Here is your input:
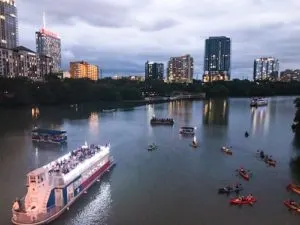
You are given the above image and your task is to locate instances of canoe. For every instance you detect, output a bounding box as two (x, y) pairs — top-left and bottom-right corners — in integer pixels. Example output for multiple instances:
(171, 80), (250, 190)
(284, 200), (300, 212)
(218, 186), (243, 194)
(287, 184), (300, 195)
(221, 147), (233, 155)
(230, 197), (256, 205)
(239, 170), (250, 181)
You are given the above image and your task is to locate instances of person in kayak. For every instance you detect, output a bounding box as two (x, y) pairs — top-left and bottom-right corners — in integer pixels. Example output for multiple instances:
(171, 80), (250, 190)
(245, 131), (249, 137)
(259, 150), (265, 158)
(240, 167), (245, 173)
(235, 183), (241, 189)
(246, 194), (253, 201)
(289, 199), (297, 206)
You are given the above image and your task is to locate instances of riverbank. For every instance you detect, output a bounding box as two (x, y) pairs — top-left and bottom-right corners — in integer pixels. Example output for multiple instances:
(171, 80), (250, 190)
(2, 77), (300, 108)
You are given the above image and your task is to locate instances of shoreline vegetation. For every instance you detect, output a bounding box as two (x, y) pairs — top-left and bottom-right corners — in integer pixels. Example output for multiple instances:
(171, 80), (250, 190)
(2, 75), (300, 108)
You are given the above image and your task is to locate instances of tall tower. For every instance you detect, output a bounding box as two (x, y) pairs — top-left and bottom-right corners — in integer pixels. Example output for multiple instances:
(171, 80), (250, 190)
(203, 36), (231, 82)
(0, 0), (18, 48)
(36, 13), (61, 72)
(167, 54), (194, 83)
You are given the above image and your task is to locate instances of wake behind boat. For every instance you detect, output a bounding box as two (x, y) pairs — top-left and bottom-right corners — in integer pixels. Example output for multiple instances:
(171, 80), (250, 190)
(11, 142), (115, 225)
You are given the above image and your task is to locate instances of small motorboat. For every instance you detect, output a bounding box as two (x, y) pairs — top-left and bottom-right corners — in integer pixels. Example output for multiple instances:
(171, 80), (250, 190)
(287, 184), (300, 195)
(284, 200), (300, 212)
(230, 196), (256, 205)
(221, 146), (233, 155)
(238, 168), (251, 181)
(218, 185), (243, 194)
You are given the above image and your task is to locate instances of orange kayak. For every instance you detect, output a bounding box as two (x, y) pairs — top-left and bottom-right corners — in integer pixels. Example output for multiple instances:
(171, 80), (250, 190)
(230, 197), (256, 205)
(265, 158), (276, 167)
(284, 200), (300, 212)
(287, 184), (300, 195)
(239, 170), (250, 181)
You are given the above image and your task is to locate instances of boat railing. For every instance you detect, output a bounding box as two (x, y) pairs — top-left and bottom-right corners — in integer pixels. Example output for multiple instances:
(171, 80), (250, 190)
(12, 205), (62, 224)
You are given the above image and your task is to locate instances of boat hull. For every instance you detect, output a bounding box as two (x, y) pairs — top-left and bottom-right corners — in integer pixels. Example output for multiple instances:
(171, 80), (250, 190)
(239, 171), (250, 181)
(230, 198), (256, 205)
(287, 184), (300, 195)
(11, 159), (115, 225)
(284, 201), (300, 212)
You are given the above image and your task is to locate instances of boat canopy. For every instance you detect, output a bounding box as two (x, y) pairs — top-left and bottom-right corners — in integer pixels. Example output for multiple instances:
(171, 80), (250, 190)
(180, 127), (194, 130)
(32, 129), (66, 135)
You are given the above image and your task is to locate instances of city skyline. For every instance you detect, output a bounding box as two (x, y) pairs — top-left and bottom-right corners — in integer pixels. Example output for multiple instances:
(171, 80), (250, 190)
(15, 0), (300, 78)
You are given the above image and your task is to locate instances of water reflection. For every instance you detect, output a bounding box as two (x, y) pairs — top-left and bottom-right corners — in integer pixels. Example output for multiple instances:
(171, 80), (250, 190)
(168, 101), (192, 123)
(31, 107), (40, 119)
(89, 112), (99, 135)
(203, 99), (229, 125)
(250, 106), (270, 135)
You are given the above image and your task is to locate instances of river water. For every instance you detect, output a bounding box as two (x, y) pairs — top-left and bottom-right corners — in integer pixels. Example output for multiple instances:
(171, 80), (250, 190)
(0, 97), (300, 225)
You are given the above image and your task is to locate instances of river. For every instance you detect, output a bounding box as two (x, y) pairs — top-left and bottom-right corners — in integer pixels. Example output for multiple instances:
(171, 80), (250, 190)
(0, 97), (299, 225)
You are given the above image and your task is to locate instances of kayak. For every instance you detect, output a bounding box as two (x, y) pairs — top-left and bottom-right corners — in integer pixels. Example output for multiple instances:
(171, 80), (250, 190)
(265, 158), (276, 166)
(221, 147), (233, 155)
(287, 184), (300, 195)
(218, 186), (243, 194)
(284, 200), (300, 212)
(148, 145), (158, 151)
(230, 197), (256, 205)
(239, 170), (251, 181)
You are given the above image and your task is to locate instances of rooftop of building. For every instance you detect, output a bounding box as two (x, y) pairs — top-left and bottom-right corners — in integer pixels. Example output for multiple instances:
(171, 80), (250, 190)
(208, 36), (230, 39)
(13, 46), (36, 53)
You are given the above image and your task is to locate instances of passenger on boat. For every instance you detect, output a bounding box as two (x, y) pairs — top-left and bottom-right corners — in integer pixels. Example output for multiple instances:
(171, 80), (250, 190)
(235, 184), (240, 189)
(13, 198), (20, 212)
(240, 167), (245, 173)
(245, 131), (249, 137)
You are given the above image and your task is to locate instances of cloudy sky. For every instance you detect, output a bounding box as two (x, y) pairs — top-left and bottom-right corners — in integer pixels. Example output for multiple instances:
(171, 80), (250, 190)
(18, 0), (300, 79)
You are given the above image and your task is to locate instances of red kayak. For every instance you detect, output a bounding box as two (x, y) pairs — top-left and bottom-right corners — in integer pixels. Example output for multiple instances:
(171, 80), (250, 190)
(284, 200), (300, 212)
(287, 184), (300, 195)
(230, 197), (256, 205)
(239, 170), (250, 181)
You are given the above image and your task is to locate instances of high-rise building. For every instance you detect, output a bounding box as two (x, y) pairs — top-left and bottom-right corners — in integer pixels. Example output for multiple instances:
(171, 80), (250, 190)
(36, 14), (61, 73)
(253, 57), (279, 81)
(70, 61), (99, 81)
(0, 0), (18, 49)
(145, 61), (164, 80)
(203, 36), (231, 82)
(167, 54), (194, 83)
(280, 69), (300, 82)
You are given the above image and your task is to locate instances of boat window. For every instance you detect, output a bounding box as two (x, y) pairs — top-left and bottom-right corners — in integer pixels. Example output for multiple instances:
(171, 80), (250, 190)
(30, 176), (36, 183)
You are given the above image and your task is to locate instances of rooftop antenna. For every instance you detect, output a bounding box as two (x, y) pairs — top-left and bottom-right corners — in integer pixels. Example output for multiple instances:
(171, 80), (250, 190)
(43, 11), (46, 29)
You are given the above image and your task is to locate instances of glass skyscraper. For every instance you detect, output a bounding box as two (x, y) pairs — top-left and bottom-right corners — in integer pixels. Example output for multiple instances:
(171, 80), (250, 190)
(145, 61), (164, 80)
(203, 36), (231, 82)
(36, 28), (61, 72)
(0, 0), (18, 49)
(253, 57), (279, 81)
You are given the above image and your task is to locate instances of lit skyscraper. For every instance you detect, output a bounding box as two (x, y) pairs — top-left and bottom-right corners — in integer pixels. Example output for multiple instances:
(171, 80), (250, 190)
(0, 0), (18, 49)
(167, 54), (194, 83)
(253, 57), (279, 81)
(36, 14), (61, 72)
(145, 61), (164, 80)
(203, 36), (231, 82)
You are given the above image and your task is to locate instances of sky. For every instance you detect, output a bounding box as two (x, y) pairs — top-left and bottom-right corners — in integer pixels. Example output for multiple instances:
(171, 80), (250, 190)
(18, 0), (300, 79)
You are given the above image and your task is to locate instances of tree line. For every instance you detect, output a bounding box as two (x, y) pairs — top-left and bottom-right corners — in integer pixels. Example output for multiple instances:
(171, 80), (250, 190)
(2, 75), (300, 107)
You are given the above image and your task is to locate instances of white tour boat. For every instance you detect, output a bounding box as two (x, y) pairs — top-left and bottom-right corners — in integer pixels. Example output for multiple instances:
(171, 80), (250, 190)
(11, 142), (115, 225)
(250, 98), (268, 107)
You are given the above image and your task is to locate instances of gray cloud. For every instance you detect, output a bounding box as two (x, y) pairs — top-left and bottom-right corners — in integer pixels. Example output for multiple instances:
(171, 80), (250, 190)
(17, 0), (300, 79)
